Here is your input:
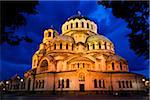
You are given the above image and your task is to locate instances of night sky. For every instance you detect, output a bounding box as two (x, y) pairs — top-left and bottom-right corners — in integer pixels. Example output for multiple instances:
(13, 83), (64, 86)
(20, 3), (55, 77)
(0, 1), (149, 80)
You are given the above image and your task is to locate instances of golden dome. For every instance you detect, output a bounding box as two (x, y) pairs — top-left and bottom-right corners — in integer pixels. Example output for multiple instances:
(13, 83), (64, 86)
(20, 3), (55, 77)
(107, 54), (127, 64)
(86, 34), (113, 43)
(51, 35), (75, 43)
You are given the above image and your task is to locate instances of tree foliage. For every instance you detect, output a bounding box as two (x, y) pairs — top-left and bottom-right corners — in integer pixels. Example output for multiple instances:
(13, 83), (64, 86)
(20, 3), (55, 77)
(98, 1), (149, 59)
(1, 1), (39, 45)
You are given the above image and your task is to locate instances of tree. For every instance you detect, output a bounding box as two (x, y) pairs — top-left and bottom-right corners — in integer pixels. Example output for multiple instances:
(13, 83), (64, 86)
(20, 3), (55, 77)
(1, 1), (39, 45)
(98, 1), (149, 59)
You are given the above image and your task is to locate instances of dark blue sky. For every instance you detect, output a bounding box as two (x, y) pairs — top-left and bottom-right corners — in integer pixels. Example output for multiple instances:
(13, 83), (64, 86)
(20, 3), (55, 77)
(0, 1), (149, 80)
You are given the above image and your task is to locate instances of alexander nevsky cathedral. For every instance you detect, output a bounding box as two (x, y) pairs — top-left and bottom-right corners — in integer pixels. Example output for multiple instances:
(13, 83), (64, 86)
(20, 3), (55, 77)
(5, 13), (146, 95)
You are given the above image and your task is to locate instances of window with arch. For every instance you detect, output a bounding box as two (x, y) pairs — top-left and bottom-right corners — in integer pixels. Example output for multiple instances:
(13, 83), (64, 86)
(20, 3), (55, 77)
(93, 44), (95, 49)
(48, 32), (51, 37)
(41, 60), (48, 67)
(82, 22), (84, 28)
(129, 81), (132, 88)
(40, 60), (48, 71)
(72, 44), (73, 50)
(58, 80), (60, 88)
(60, 43), (62, 49)
(41, 80), (44, 88)
(104, 42), (107, 49)
(94, 79), (97, 88)
(87, 44), (89, 50)
(54, 44), (56, 50)
(62, 79), (64, 88)
(112, 62), (115, 70)
(91, 25), (93, 29)
(76, 22), (78, 28)
(99, 42), (101, 49)
(67, 25), (68, 30)
(71, 23), (73, 28)
(79, 73), (85, 81)
(66, 79), (70, 88)
(118, 81), (121, 88)
(126, 81), (129, 88)
(120, 62), (122, 70)
(87, 23), (89, 28)
(99, 80), (102, 88)
(78, 63), (79, 68)
(122, 81), (125, 88)
(66, 44), (68, 50)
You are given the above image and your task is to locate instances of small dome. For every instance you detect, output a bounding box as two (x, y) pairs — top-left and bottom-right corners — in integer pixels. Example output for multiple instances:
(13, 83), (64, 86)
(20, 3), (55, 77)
(52, 35), (75, 43)
(107, 55), (127, 63)
(86, 35), (112, 43)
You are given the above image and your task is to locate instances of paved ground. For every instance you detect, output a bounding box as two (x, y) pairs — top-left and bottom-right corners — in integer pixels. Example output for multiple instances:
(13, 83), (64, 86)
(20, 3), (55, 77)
(1, 95), (149, 100)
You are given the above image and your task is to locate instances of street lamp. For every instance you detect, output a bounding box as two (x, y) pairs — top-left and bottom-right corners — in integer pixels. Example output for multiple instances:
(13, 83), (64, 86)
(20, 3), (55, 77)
(6, 81), (9, 84)
(142, 78), (145, 82)
(20, 79), (24, 82)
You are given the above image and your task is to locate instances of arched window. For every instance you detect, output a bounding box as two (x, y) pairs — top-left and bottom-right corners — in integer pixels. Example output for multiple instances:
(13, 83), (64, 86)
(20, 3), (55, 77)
(122, 81), (125, 88)
(129, 81), (132, 88)
(99, 42), (101, 49)
(83, 63), (85, 68)
(76, 22), (78, 28)
(58, 80), (60, 88)
(62, 79), (64, 88)
(120, 62), (122, 70)
(99, 80), (101, 88)
(91, 25), (93, 29)
(87, 44), (89, 50)
(79, 73), (85, 81)
(42, 80), (44, 88)
(82, 22), (84, 28)
(54, 44), (56, 50)
(87, 23), (89, 28)
(94, 79), (97, 88)
(126, 81), (129, 88)
(60, 43), (62, 49)
(112, 62), (115, 70)
(93, 44), (95, 49)
(104, 42), (107, 49)
(66, 79), (69, 88)
(39, 80), (41, 88)
(78, 63), (79, 68)
(103, 80), (105, 88)
(48, 32), (51, 37)
(41, 60), (48, 67)
(72, 44), (73, 50)
(118, 81), (121, 88)
(67, 25), (68, 30)
(71, 23), (73, 28)
(66, 44), (68, 50)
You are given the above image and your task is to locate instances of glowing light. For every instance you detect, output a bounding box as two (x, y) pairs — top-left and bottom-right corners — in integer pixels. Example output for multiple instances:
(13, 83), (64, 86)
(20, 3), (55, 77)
(142, 79), (145, 82)
(60, 77), (62, 80)
(20, 79), (24, 82)
(6, 81), (9, 84)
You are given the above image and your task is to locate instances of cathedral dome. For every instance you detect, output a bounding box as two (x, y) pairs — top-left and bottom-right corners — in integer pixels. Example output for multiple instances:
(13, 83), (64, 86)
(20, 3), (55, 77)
(86, 35), (113, 43)
(107, 54), (127, 64)
(52, 35), (75, 43)
(62, 12), (97, 35)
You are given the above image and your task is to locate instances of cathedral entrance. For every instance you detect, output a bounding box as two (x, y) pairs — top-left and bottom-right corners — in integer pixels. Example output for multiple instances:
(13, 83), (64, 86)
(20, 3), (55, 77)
(79, 84), (85, 92)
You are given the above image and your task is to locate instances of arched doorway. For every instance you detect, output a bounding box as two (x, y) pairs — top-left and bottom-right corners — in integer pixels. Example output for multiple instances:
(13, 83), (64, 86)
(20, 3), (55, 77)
(79, 72), (85, 92)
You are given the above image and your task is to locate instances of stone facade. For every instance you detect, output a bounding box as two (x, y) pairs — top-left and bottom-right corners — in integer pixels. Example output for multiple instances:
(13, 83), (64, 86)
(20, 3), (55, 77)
(5, 14), (146, 94)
